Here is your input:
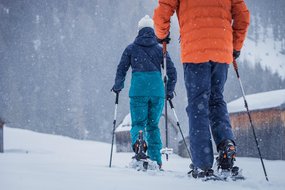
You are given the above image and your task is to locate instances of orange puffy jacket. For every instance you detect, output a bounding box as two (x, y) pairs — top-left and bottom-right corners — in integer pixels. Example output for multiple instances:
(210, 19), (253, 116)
(153, 0), (250, 64)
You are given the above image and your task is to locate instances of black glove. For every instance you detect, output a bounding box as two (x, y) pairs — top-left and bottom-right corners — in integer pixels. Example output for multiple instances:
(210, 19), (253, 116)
(166, 92), (174, 100)
(233, 50), (240, 59)
(157, 33), (171, 44)
(111, 86), (121, 94)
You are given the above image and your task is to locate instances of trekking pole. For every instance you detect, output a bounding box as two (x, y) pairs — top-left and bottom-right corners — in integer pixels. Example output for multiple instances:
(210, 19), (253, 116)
(233, 59), (269, 181)
(109, 92), (119, 168)
(168, 99), (192, 161)
(161, 42), (172, 160)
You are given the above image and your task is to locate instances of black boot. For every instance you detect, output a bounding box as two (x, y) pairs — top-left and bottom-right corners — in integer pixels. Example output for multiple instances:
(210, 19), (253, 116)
(216, 139), (236, 170)
(132, 131), (149, 161)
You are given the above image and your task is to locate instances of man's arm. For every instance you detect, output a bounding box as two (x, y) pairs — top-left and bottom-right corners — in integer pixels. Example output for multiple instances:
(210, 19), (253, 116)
(153, 0), (179, 40)
(232, 0), (250, 51)
(112, 46), (131, 91)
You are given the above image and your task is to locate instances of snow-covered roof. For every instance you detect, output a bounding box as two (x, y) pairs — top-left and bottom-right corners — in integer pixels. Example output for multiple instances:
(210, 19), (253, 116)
(115, 113), (179, 133)
(115, 113), (131, 132)
(228, 89), (285, 113)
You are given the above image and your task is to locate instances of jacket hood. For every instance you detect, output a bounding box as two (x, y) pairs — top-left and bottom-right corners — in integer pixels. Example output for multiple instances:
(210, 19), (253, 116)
(134, 27), (158, 47)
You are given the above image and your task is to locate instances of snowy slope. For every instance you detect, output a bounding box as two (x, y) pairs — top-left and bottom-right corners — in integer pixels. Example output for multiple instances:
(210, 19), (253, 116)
(0, 127), (284, 190)
(241, 28), (285, 79)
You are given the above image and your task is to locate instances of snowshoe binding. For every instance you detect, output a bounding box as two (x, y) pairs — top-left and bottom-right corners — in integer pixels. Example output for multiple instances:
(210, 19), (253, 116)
(215, 139), (245, 181)
(129, 130), (158, 171)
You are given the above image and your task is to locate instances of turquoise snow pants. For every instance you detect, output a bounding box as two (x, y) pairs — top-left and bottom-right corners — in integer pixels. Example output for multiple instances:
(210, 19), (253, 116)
(130, 96), (164, 165)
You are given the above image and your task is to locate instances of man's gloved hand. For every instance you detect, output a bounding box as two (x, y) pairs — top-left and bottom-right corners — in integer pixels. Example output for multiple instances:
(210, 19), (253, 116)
(233, 50), (241, 59)
(157, 33), (171, 44)
(166, 92), (174, 100)
(111, 86), (121, 94)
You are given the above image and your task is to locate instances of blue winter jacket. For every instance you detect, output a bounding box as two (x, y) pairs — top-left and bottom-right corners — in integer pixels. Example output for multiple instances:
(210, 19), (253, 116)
(113, 27), (177, 97)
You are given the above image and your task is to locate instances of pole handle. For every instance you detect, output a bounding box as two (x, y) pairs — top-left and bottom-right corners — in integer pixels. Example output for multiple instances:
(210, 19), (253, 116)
(115, 92), (119, 104)
(163, 42), (167, 55)
(168, 99), (174, 109)
(233, 59), (240, 78)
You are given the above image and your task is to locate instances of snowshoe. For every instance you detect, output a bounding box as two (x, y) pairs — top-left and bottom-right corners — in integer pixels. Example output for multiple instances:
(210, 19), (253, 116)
(129, 158), (159, 171)
(215, 166), (245, 181)
(131, 152), (150, 171)
(188, 164), (220, 181)
(129, 130), (159, 171)
(188, 163), (245, 181)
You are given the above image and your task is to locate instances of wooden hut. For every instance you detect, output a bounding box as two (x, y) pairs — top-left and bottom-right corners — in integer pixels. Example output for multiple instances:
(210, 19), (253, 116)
(178, 89), (285, 160)
(228, 89), (285, 160)
(178, 135), (218, 158)
(115, 114), (132, 152)
(115, 113), (179, 153)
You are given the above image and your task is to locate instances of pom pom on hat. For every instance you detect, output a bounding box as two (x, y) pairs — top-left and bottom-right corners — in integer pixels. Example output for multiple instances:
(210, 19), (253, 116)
(138, 15), (154, 31)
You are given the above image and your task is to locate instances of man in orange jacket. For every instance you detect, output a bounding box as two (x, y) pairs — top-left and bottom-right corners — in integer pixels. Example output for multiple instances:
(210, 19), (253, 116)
(154, 0), (250, 178)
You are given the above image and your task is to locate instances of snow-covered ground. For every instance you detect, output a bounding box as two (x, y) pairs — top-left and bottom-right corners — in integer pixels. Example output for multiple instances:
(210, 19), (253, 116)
(0, 127), (284, 190)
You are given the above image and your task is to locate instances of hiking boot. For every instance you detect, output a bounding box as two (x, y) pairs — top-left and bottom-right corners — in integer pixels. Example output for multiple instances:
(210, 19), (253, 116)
(216, 139), (236, 170)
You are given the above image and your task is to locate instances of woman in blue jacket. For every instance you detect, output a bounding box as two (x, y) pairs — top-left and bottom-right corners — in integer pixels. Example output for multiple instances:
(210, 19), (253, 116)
(112, 15), (177, 167)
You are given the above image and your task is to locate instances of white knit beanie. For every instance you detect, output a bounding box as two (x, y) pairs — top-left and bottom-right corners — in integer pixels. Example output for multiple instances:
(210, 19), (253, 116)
(138, 15), (154, 31)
